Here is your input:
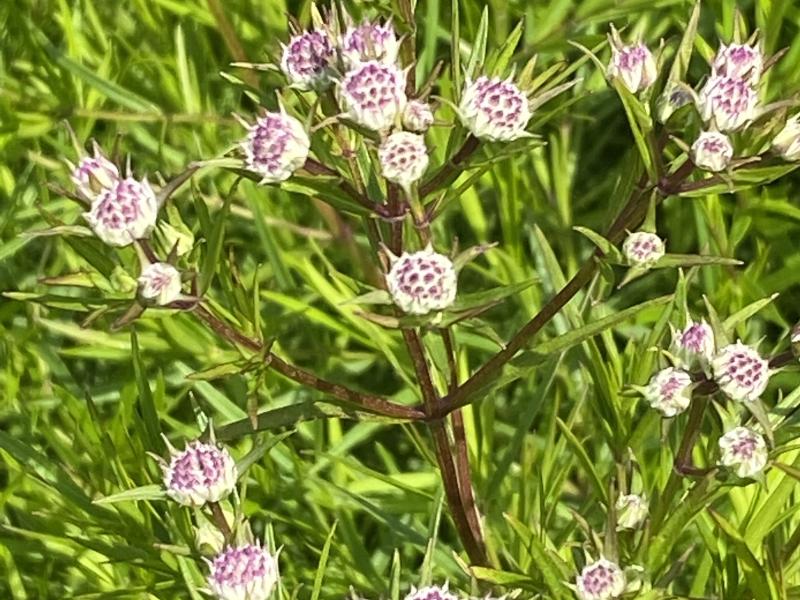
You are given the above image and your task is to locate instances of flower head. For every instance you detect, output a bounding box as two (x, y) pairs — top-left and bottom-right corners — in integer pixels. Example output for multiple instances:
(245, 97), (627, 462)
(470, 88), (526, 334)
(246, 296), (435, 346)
(84, 177), (158, 247)
(657, 84), (693, 123)
(576, 558), (626, 600)
(386, 249), (457, 315)
(691, 131), (733, 172)
(208, 543), (279, 600)
(712, 342), (770, 403)
(280, 29), (336, 90)
(340, 61), (406, 131)
(772, 115), (800, 161)
(71, 145), (120, 199)
(607, 43), (657, 93)
(138, 262), (182, 306)
(241, 112), (310, 184)
(341, 21), (399, 68)
(643, 367), (693, 417)
(698, 75), (758, 131)
(622, 231), (665, 267)
(379, 132), (429, 191)
(459, 76), (531, 141)
(162, 441), (237, 507)
(672, 319), (715, 368)
(712, 42), (762, 85)
(719, 426), (768, 478)
(403, 100), (435, 132)
(615, 494), (649, 530)
(403, 584), (458, 600)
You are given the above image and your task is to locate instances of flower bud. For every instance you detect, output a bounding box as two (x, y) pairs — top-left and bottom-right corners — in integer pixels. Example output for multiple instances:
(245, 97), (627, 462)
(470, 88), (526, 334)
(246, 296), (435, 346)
(402, 100), (435, 132)
(340, 61), (406, 132)
(84, 177), (158, 247)
(712, 42), (762, 85)
(162, 441), (237, 507)
(615, 494), (649, 530)
(772, 115), (800, 161)
(656, 85), (693, 123)
(71, 147), (120, 199)
(241, 112), (310, 184)
(712, 342), (770, 403)
(459, 76), (531, 142)
(404, 584), (458, 600)
(643, 367), (693, 417)
(698, 75), (757, 131)
(208, 543), (279, 600)
(280, 30), (336, 90)
(607, 43), (657, 94)
(378, 132), (429, 192)
(138, 262), (182, 306)
(386, 249), (457, 315)
(576, 558), (626, 600)
(691, 131), (733, 172)
(672, 319), (715, 368)
(341, 21), (399, 68)
(622, 232), (665, 267)
(718, 426), (768, 478)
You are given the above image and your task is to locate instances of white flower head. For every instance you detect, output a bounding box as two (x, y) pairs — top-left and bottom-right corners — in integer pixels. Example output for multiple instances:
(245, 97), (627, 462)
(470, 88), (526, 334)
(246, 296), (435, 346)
(712, 41), (763, 85)
(772, 115), (800, 161)
(138, 262), (182, 306)
(403, 100), (435, 132)
(241, 112), (310, 184)
(162, 441), (237, 507)
(70, 144), (120, 200)
(458, 76), (531, 141)
(280, 29), (336, 90)
(207, 542), (279, 600)
(379, 131), (429, 192)
(576, 558), (626, 600)
(386, 249), (457, 315)
(403, 583), (458, 600)
(607, 42), (657, 94)
(615, 494), (649, 530)
(643, 367), (693, 417)
(691, 131), (733, 172)
(84, 177), (158, 247)
(622, 231), (665, 267)
(712, 341), (770, 403)
(341, 20), (400, 68)
(719, 426), (768, 478)
(340, 61), (406, 132)
(698, 75), (758, 131)
(672, 319), (716, 368)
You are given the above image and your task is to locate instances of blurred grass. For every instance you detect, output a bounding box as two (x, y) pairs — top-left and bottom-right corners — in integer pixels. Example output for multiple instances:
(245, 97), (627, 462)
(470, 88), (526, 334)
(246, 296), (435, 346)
(3, 0), (800, 598)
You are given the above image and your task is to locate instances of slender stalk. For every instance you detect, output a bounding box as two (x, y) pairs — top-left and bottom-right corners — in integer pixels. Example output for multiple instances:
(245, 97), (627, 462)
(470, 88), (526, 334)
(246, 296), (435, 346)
(208, 501), (232, 541)
(303, 158), (390, 217)
(419, 135), (480, 198)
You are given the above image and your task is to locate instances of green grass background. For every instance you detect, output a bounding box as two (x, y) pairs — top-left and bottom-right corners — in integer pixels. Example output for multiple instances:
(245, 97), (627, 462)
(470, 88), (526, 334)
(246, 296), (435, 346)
(3, 0), (800, 598)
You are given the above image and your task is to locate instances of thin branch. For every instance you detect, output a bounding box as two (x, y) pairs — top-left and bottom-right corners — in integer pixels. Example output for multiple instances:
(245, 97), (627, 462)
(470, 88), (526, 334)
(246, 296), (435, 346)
(419, 135), (481, 198)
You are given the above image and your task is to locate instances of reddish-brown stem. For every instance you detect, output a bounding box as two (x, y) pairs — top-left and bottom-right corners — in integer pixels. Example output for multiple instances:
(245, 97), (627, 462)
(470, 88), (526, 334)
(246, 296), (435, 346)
(418, 135), (481, 198)
(303, 158), (390, 217)
(209, 501), (232, 541)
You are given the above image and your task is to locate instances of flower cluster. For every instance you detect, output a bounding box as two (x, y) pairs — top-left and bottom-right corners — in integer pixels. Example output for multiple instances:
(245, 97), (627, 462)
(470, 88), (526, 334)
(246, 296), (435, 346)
(575, 558), (626, 600)
(386, 248), (458, 315)
(622, 231), (665, 268)
(162, 440), (238, 507)
(207, 542), (279, 600)
(607, 40), (657, 94)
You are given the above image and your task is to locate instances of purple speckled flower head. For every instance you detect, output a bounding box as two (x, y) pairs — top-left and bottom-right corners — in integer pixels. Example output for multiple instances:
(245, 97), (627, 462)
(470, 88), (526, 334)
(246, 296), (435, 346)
(386, 248), (457, 315)
(712, 42), (762, 85)
(207, 543), (278, 600)
(241, 112), (310, 184)
(643, 367), (693, 417)
(378, 132), (429, 191)
(84, 177), (158, 247)
(162, 441), (237, 507)
(575, 558), (626, 600)
(607, 43), (657, 93)
(719, 426), (768, 478)
(459, 76), (531, 141)
(672, 319), (715, 367)
(772, 115), (800, 161)
(70, 144), (120, 199)
(712, 342), (770, 403)
(340, 61), (406, 131)
(280, 30), (336, 90)
(402, 100), (435, 132)
(341, 21), (399, 68)
(403, 584), (458, 600)
(698, 75), (758, 131)
(691, 131), (733, 173)
(138, 262), (182, 306)
(622, 231), (665, 267)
